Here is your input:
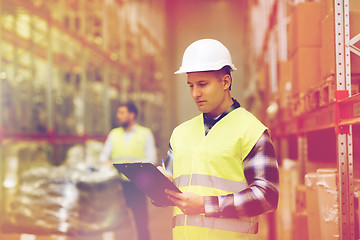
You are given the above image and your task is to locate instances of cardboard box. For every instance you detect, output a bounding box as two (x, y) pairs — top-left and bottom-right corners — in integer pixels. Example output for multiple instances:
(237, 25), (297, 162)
(321, 0), (360, 19)
(278, 61), (292, 108)
(276, 160), (299, 240)
(292, 47), (321, 95)
(321, 13), (336, 79)
(350, 10), (360, 75)
(288, 18), (294, 58)
(321, 0), (360, 17)
(350, 0), (360, 11)
(288, 2), (323, 56)
(320, 10), (360, 78)
(322, 0), (334, 18)
(295, 184), (307, 213)
(258, 63), (268, 93)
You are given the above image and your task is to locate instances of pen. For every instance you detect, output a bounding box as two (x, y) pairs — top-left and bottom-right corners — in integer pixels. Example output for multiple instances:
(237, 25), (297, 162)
(161, 159), (166, 170)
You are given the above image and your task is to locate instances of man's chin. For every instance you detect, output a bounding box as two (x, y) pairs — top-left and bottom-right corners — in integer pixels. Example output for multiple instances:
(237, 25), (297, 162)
(197, 106), (208, 113)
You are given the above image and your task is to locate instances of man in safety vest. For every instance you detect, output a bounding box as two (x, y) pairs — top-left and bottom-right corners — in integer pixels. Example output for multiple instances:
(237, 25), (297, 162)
(100, 102), (157, 240)
(160, 39), (279, 240)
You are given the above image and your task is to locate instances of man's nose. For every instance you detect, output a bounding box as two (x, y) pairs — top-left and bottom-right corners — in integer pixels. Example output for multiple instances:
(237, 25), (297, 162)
(192, 86), (201, 98)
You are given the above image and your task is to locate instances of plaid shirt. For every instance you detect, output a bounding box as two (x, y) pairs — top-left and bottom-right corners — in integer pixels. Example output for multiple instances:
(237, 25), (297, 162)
(166, 99), (279, 218)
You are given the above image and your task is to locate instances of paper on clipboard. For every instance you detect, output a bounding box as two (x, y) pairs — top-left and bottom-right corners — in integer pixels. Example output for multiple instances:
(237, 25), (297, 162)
(113, 162), (181, 206)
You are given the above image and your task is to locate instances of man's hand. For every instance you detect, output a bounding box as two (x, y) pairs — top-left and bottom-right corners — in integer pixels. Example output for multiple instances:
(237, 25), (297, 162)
(103, 160), (113, 167)
(165, 189), (205, 215)
(157, 166), (173, 181)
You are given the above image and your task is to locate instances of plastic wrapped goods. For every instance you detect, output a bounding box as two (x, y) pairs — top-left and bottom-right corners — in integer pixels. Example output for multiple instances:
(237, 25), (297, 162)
(305, 172), (321, 240)
(2, 165), (134, 236)
(304, 168), (339, 240)
(316, 168), (339, 240)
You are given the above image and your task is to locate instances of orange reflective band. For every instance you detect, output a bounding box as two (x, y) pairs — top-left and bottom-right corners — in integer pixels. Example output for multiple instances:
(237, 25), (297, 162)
(173, 174), (248, 193)
(173, 214), (258, 234)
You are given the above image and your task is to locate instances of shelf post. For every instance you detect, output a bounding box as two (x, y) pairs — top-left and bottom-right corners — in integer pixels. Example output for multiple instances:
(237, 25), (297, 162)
(334, 0), (355, 239)
(0, 0), (4, 220)
(297, 134), (307, 185)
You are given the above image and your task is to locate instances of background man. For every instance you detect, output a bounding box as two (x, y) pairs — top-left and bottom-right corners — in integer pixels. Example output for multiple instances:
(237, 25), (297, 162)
(100, 101), (157, 240)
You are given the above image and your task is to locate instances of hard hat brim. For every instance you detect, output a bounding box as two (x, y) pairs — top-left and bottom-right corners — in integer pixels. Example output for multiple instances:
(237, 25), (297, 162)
(174, 64), (237, 74)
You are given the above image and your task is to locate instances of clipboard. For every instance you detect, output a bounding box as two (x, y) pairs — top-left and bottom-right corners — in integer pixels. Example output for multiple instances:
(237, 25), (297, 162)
(113, 162), (181, 206)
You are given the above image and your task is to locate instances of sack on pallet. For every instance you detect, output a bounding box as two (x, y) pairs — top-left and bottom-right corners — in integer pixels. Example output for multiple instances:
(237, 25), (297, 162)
(2, 164), (134, 236)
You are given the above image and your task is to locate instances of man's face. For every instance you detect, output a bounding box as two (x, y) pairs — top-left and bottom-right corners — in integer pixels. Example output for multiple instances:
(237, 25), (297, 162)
(187, 71), (228, 118)
(116, 106), (132, 128)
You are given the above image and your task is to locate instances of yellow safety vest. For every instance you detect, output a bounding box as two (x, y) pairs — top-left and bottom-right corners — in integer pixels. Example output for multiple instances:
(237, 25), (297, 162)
(111, 125), (150, 180)
(170, 107), (267, 240)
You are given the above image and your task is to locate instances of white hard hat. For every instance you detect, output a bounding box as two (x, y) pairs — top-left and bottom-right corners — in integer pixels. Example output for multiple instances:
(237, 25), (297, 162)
(175, 39), (237, 74)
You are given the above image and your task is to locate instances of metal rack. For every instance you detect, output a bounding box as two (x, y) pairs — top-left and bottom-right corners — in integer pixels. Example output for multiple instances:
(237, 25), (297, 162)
(0, 0), (167, 146)
(0, 2), (170, 235)
(332, 0), (357, 238)
(270, 1), (360, 239)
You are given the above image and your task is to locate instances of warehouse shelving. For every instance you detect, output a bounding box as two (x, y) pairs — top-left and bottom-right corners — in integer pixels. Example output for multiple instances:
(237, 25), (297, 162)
(0, 1), (169, 236)
(268, 0), (360, 239)
(0, 0), (167, 146)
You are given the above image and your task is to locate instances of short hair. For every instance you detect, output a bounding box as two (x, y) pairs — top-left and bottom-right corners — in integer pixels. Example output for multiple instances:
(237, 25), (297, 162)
(221, 65), (232, 75)
(119, 101), (138, 117)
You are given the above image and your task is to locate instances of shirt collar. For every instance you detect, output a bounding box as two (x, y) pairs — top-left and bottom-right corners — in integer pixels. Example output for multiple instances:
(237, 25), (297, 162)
(203, 98), (240, 120)
(203, 98), (240, 135)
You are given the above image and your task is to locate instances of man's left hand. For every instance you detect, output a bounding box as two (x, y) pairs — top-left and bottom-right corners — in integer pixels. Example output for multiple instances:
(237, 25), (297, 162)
(165, 189), (205, 215)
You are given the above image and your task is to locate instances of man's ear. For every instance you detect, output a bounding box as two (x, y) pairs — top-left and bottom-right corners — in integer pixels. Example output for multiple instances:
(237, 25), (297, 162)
(223, 74), (232, 90)
(130, 112), (136, 121)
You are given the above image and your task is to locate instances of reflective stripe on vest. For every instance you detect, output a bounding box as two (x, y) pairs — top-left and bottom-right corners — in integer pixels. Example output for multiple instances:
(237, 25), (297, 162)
(173, 214), (258, 234)
(173, 174), (249, 193)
